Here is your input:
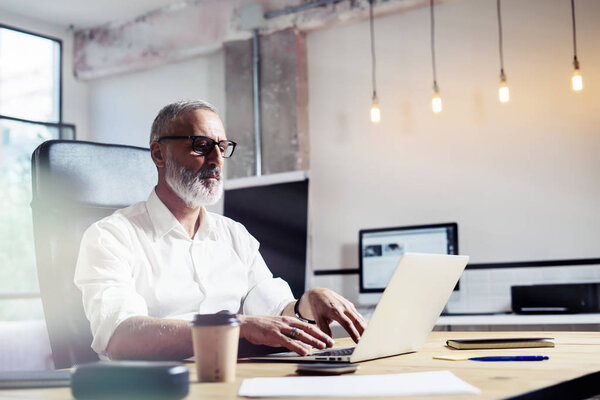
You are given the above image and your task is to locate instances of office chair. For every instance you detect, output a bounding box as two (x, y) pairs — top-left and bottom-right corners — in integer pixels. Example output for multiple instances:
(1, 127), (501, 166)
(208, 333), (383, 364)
(31, 140), (157, 369)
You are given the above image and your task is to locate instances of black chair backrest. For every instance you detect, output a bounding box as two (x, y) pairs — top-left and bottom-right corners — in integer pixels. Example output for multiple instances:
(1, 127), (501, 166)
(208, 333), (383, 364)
(31, 140), (157, 368)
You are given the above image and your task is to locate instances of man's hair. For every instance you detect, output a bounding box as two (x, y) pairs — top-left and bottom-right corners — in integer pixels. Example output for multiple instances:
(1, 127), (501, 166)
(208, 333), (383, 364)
(149, 99), (218, 144)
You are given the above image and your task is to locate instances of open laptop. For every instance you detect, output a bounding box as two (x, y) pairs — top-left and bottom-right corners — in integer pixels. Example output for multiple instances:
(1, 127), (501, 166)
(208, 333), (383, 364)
(248, 253), (468, 363)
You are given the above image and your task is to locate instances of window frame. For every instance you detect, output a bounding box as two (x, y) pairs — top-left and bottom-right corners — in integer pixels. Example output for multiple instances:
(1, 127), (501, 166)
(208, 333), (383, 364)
(0, 24), (74, 303)
(0, 22), (64, 124)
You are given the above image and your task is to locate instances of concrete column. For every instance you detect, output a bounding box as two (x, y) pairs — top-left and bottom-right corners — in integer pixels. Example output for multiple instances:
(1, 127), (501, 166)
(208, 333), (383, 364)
(225, 28), (309, 179)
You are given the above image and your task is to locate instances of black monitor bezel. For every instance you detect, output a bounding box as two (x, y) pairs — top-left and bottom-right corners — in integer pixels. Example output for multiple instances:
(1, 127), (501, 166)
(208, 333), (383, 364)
(358, 222), (459, 293)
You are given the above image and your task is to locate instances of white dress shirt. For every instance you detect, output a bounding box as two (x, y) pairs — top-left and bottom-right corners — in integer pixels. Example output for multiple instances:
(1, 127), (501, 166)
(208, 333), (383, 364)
(74, 189), (294, 356)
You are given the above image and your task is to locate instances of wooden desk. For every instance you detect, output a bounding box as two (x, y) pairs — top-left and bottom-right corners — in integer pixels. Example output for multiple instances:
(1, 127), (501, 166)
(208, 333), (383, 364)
(1, 331), (599, 399)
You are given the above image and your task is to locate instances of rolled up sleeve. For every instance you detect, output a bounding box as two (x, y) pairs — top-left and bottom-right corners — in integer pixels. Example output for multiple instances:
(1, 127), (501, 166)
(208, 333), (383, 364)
(241, 240), (294, 316)
(74, 220), (148, 356)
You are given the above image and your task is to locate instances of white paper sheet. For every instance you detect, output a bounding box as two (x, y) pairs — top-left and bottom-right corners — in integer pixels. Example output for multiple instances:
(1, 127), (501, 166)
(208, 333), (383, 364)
(238, 370), (480, 397)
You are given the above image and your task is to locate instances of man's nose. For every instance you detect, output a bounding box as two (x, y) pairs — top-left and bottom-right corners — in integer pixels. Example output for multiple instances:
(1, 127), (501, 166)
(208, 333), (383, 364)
(206, 144), (224, 166)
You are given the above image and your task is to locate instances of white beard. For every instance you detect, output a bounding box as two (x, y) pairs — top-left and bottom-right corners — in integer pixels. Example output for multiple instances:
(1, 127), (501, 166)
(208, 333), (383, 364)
(164, 153), (223, 209)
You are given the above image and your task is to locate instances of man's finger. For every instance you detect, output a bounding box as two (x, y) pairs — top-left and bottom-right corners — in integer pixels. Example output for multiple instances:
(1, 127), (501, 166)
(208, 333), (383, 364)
(316, 317), (332, 339)
(288, 321), (334, 349)
(289, 328), (328, 350)
(336, 312), (361, 343)
(349, 303), (367, 325)
(345, 309), (367, 335)
(349, 302), (360, 314)
(290, 320), (334, 347)
(280, 335), (312, 355)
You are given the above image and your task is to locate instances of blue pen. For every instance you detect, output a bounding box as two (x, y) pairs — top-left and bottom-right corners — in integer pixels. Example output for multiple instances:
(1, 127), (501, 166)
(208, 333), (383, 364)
(469, 356), (549, 362)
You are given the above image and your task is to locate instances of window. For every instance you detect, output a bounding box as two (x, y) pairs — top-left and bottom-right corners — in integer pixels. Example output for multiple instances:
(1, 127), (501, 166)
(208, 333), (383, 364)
(0, 25), (75, 320)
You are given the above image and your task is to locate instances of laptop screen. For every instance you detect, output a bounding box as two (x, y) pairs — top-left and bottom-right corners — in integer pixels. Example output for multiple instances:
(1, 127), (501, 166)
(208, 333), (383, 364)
(359, 223), (458, 293)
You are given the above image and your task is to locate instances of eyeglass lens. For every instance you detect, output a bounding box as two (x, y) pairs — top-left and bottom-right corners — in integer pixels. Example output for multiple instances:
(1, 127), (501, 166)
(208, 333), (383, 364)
(192, 137), (235, 158)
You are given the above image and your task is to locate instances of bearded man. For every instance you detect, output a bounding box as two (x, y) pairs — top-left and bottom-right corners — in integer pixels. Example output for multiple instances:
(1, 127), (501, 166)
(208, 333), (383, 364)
(74, 100), (365, 360)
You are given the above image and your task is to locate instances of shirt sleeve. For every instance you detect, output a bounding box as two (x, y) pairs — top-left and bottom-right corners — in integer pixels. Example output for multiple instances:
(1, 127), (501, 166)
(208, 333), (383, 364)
(237, 226), (295, 316)
(74, 217), (149, 356)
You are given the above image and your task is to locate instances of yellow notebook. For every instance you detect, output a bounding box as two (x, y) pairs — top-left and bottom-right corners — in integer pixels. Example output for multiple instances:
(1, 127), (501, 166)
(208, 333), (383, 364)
(446, 337), (555, 350)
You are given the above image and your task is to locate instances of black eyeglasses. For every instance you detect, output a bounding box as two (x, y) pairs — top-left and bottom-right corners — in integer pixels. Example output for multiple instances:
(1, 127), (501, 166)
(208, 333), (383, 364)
(157, 135), (237, 158)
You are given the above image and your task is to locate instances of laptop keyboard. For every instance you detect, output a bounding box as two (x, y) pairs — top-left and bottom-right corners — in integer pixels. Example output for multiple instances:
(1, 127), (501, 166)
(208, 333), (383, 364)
(315, 347), (355, 357)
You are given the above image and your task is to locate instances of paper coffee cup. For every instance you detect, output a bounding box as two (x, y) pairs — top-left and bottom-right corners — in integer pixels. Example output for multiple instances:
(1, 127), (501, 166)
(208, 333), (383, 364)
(191, 312), (240, 382)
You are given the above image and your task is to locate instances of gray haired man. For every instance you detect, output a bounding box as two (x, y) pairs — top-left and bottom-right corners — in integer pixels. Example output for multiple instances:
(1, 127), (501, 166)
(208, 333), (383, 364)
(75, 100), (366, 360)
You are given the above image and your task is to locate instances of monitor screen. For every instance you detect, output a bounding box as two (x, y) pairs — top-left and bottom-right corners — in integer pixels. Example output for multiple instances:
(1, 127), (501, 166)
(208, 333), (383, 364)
(224, 177), (308, 299)
(359, 223), (458, 293)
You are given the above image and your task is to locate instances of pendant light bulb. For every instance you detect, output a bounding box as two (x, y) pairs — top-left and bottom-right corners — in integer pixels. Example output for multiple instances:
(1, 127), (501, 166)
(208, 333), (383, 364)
(368, 0), (380, 124)
(570, 1), (583, 92)
(429, 1), (441, 114)
(572, 60), (583, 92)
(496, 2), (509, 103)
(499, 72), (509, 103)
(370, 95), (381, 123)
(431, 85), (442, 114)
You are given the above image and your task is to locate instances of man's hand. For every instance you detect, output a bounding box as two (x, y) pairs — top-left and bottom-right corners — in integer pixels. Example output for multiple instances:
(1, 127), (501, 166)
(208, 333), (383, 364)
(301, 288), (367, 343)
(237, 315), (335, 355)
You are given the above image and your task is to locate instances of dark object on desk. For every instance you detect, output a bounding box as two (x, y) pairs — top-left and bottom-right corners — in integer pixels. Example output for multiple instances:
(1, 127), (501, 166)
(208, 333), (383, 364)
(469, 356), (549, 362)
(446, 338), (554, 350)
(31, 140), (157, 369)
(434, 354), (549, 361)
(296, 363), (359, 375)
(0, 369), (71, 389)
(511, 282), (600, 314)
(238, 338), (288, 358)
(506, 370), (600, 400)
(71, 361), (188, 400)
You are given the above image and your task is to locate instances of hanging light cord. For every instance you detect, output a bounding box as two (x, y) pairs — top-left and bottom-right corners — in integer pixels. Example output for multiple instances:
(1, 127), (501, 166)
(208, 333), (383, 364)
(430, 0), (438, 90)
(497, 0), (505, 76)
(369, 0), (377, 98)
(571, 0), (578, 66)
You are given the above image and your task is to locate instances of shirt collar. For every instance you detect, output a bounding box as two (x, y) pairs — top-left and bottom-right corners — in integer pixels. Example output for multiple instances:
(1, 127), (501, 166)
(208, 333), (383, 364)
(195, 207), (214, 240)
(146, 189), (215, 241)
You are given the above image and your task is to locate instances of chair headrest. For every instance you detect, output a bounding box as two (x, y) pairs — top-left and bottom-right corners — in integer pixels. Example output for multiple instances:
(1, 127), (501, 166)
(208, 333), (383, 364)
(32, 140), (157, 208)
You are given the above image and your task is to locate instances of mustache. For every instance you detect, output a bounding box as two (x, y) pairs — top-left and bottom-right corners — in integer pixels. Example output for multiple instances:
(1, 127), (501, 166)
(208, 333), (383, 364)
(197, 167), (221, 180)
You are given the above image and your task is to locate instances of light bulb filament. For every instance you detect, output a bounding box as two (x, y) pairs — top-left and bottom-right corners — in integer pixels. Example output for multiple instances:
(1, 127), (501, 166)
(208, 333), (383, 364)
(432, 91), (442, 113)
(499, 78), (509, 103)
(572, 68), (583, 92)
(370, 97), (381, 123)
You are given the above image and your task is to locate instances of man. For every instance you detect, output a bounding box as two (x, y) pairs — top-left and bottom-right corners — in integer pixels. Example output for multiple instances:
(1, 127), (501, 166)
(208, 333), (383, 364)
(75, 100), (365, 360)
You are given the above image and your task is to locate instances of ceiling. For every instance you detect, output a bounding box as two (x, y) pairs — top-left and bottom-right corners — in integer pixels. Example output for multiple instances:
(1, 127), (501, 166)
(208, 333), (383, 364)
(0, 0), (185, 29)
(0, 0), (437, 32)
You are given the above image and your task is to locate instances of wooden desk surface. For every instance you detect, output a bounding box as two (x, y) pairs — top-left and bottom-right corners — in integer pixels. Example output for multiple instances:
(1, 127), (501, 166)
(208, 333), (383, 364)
(1, 331), (599, 399)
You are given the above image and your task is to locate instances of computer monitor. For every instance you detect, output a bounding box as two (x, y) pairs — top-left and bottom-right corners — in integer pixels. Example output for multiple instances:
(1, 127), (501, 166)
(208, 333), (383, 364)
(223, 172), (308, 299)
(358, 223), (458, 305)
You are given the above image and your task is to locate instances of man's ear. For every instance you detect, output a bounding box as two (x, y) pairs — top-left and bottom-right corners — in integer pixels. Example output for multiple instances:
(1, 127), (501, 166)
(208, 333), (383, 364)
(150, 142), (165, 168)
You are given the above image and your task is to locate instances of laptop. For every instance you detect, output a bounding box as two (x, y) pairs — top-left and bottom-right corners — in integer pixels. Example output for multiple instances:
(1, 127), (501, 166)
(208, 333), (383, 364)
(248, 253), (469, 363)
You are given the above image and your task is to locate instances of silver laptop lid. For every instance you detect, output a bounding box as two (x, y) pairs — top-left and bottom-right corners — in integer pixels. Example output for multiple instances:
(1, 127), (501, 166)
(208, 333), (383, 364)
(245, 253), (468, 363)
(351, 253), (468, 362)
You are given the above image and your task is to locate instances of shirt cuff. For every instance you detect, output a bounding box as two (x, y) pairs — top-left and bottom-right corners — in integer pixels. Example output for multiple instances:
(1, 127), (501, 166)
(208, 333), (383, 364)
(243, 277), (294, 316)
(89, 297), (149, 356)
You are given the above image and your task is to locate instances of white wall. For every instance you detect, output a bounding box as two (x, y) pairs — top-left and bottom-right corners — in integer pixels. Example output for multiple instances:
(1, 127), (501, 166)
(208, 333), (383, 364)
(306, 0), (600, 274)
(0, 10), (89, 140)
(88, 53), (225, 148)
(41, 0), (599, 311)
